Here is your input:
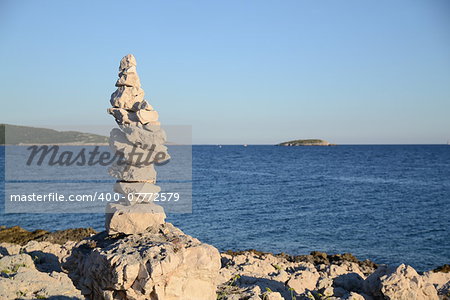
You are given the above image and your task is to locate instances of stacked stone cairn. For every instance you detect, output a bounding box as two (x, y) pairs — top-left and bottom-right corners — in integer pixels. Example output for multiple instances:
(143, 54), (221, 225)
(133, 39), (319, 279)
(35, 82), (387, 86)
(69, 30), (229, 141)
(106, 54), (170, 235)
(62, 55), (221, 299)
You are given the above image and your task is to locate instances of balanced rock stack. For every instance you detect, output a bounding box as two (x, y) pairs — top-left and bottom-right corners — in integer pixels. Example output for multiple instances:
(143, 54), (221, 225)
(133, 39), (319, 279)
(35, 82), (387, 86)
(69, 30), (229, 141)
(106, 54), (170, 235)
(64, 55), (221, 300)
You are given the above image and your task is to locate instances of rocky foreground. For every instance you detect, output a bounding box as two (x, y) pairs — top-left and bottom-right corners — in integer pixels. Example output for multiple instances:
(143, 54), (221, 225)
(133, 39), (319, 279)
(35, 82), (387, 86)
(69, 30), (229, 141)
(0, 226), (448, 300)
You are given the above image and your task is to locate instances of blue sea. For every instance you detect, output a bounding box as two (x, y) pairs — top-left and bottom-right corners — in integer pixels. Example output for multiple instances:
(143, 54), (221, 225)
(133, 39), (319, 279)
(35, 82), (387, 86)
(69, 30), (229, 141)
(1, 145), (449, 271)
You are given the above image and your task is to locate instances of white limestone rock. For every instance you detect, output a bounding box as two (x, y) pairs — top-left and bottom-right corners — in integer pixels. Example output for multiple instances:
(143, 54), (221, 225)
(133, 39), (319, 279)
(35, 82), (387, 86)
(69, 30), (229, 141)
(262, 291), (283, 300)
(120, 125), (167, 147)
(363, 265), (391, 297)
(142, 121), (161, 129)
(105, 203), (166, 235)
(0, 253), (35, 271)
(136, 109), (159, 124)
(0, 253), (83, 299)
(138, 99), (154, 111)
(120, 65), (137, 74)
(116, 72), (141, 88)
(327, 263), (353, 278)
(109, 128), (170, 165)
(286, 269), (320, 294)
(422, 270), (450, 297)
(108, 162), (157, 182)
(108, 107), (139, 125)
(347, 292), (372, 300)
(381, 264), (438, 300)
(66, 223), (221, 300)
(0, 242), (21, 256)
(110, 141), (169, 166)
(22, 240), (76, 272)
(119, 54), (137, 70)
(108, 107), (159, 125)
(364, 264), (438, 300)
(110, 86), (145, 110)
(114, 181), (161, 195)
(114, 181), (161, 204)
(316, 276), (333, 291)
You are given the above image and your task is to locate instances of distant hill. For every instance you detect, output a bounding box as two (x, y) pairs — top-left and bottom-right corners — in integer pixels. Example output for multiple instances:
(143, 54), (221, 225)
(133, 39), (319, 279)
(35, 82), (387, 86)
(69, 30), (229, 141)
(277, 139), (334, 146)
(0, 124), (108, 145)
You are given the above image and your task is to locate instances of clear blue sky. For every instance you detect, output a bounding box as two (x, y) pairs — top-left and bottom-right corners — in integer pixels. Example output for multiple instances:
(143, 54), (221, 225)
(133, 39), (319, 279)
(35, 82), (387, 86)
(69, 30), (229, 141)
(1, 0), (449, 144)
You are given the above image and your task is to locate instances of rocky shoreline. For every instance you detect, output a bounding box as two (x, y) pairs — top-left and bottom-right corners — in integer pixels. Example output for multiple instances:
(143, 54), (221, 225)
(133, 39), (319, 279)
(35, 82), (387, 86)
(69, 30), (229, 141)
(0, 226), (448, 300)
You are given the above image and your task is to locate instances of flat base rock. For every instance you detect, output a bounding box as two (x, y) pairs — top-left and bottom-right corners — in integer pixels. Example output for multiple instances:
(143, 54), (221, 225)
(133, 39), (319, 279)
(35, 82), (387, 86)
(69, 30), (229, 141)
(65, 223), (221, 300)
(105, 203), (166, 235)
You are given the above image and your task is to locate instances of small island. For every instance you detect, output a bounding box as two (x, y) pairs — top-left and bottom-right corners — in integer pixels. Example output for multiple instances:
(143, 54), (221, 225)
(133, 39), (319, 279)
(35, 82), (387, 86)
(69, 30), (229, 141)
(277, 139), (334, 146)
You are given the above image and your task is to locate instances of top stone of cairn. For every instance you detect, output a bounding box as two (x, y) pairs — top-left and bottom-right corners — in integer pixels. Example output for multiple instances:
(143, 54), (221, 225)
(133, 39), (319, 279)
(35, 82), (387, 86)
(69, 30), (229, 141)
(115, 54), (141, 89)
(119, 54), (137, 70)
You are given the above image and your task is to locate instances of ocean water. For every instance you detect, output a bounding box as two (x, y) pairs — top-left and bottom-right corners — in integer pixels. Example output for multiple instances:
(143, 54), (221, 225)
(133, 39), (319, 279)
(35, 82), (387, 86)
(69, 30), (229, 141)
(1, 145), (449, 271)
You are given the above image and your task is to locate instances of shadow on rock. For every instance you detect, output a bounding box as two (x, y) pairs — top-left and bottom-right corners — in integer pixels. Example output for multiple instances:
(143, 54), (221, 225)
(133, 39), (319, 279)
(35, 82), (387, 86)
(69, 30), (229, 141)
(28, 250), (62, 273)
(238, 275), (290, 298)
(332, 272), (365, 296)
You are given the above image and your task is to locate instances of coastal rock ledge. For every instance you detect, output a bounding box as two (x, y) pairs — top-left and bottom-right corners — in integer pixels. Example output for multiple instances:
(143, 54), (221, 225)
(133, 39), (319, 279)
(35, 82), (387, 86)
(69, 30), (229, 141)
(217, 250), (449, 300)
(0, 227), (449, 299)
